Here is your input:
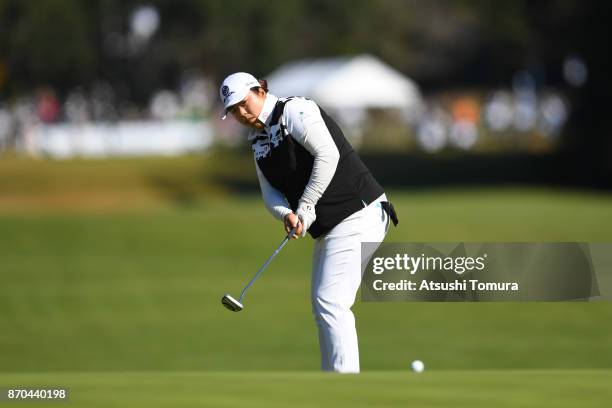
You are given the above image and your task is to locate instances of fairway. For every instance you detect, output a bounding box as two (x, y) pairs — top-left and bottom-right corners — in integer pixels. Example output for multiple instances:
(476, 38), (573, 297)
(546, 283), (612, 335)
(1, 370), (611, 407)
(2, 188), (612, 371)
(1, 157), (612, 406)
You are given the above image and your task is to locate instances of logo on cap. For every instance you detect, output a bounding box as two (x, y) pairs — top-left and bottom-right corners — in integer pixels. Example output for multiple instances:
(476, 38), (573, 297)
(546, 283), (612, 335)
(221, 85), (230, 97)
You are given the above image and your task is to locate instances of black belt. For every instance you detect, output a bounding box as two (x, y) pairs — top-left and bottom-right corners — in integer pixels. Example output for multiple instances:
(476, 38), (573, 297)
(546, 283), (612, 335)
(381, 201), (399, 227)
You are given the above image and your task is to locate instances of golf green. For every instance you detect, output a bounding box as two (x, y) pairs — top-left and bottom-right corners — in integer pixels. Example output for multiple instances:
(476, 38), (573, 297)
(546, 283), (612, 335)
(1, 189), (612, 373)
(1, 370), (610, 407)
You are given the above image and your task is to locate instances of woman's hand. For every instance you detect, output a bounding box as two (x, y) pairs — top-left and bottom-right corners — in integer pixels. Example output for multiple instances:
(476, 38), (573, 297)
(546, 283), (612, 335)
(284, 213), (303, 239)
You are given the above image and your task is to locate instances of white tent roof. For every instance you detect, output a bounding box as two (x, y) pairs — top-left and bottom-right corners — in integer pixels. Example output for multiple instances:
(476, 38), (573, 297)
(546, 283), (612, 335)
(266, 54), (422, 111)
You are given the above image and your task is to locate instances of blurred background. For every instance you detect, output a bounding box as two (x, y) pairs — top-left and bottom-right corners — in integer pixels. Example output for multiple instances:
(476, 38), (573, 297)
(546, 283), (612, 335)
(1, 0), (612, 381)
(0, 0), (611, 186)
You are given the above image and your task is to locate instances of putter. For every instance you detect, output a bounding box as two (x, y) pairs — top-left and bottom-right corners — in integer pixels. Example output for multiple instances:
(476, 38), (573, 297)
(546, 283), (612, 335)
(222, 227), (297, 312)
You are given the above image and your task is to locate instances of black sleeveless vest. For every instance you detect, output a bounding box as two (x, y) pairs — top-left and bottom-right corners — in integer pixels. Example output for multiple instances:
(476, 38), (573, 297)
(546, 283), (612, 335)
(253, 97), (384, 238)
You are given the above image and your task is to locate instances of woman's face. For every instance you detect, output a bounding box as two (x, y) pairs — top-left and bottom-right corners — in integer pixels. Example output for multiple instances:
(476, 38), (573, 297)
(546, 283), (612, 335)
(228, 89), (266, 129)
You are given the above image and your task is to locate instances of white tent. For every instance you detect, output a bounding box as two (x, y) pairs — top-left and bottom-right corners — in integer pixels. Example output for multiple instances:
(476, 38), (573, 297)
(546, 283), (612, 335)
(266, 54), (423, 115)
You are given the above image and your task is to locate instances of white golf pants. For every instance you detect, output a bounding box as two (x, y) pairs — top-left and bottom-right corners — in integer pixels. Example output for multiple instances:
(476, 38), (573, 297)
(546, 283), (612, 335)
(311, 194), (389, 373)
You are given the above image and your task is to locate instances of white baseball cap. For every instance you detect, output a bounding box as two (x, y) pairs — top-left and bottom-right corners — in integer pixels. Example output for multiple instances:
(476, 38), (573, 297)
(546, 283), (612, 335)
(219, 72), (260, 119)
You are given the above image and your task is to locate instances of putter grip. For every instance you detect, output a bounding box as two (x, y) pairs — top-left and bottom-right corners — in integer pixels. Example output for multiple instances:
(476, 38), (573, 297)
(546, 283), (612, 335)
(287, 227), (297, 239)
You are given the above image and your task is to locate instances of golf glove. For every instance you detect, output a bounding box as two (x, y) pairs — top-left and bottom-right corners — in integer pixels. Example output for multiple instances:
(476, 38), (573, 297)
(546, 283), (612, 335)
(296, 202), (316, 237)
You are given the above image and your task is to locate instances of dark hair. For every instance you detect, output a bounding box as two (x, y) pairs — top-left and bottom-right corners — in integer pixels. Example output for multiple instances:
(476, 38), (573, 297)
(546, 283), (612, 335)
(250, 79), (268, 93)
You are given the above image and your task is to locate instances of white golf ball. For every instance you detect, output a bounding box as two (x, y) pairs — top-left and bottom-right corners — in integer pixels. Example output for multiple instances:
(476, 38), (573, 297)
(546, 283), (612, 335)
(411, 359), (425, 373)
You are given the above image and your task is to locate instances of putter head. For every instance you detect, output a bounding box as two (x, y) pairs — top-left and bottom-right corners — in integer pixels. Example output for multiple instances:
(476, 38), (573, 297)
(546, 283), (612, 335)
(221, 294), (244, 312)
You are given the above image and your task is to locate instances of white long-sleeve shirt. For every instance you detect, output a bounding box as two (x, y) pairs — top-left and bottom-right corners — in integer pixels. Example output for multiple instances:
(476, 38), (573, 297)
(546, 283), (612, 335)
(250, 93), (340, 220)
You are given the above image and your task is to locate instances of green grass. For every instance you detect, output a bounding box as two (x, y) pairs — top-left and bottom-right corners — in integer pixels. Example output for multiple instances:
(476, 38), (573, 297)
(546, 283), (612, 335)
(1, 190), (612, 373)
(0, 153), (257, 211)
(1, 156), (612, 405)
(1, 370), (610, 407)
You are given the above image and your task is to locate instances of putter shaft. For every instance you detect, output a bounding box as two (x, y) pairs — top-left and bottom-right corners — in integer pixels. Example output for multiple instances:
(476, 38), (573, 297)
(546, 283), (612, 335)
(238, 228), (296, 302)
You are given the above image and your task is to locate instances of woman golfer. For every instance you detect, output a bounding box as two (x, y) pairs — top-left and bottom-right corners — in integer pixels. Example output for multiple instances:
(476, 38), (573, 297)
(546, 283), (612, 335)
(220, 72), (398, 373)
